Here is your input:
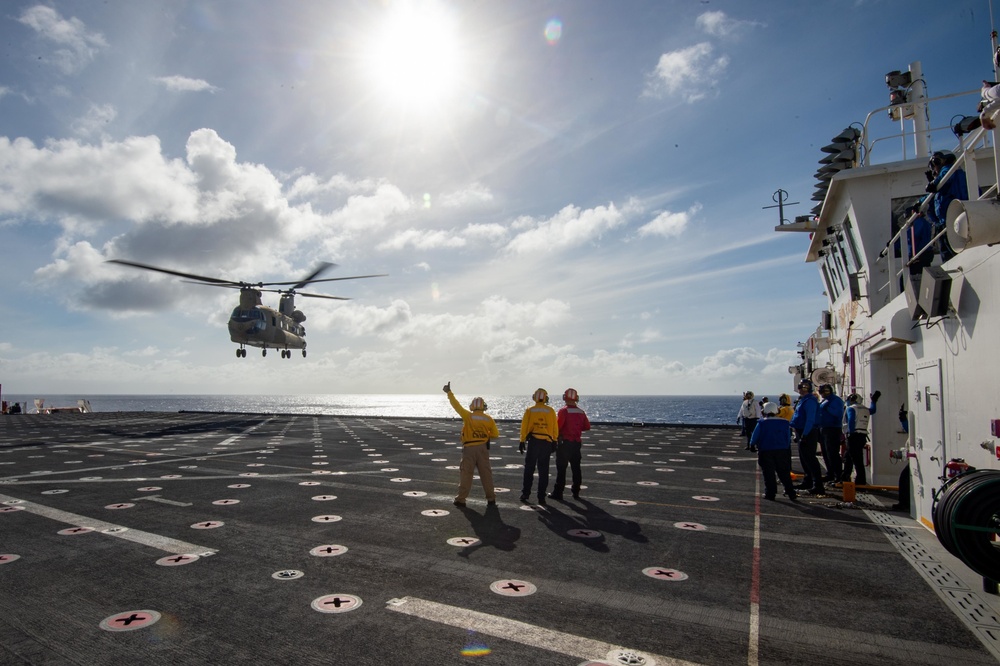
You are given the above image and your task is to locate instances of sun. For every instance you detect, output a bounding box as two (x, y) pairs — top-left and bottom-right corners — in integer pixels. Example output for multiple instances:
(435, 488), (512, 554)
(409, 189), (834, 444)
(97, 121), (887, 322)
(362, 2), (463, 112)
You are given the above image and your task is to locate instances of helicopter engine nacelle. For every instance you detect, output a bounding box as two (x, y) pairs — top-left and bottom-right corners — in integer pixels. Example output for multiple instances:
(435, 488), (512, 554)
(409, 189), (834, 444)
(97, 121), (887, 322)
(292, 310), (306, 323)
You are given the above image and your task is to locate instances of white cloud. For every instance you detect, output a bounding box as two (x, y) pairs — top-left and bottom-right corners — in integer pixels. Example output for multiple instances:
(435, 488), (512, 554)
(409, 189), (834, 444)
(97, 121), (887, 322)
(71, 103), (117, 139)
(462, 222), (507, 244)
(637, 203), (702, 238)
(439, 182), (494, 208)
(504, 203), (626, 254)
(645, 42), (729, 103)
(153, 76), (219, 93)
(18, 5), (108, 74)
(696, 11), (766, 38)
(377, 228), (466, 252)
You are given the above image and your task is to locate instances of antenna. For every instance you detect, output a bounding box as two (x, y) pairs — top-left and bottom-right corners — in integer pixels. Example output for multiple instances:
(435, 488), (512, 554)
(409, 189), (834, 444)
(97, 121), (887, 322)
(762, 189), (799, 226)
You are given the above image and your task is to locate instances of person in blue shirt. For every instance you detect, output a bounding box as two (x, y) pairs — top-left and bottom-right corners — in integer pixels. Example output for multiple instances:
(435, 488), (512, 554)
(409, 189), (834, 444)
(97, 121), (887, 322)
(790, 379), (825, 495)
(750, 402), (798, 502)
(818, 384), (845, 483)
(922, 151), (967, 262)
(842, 391), (880, 485)
(905, 206), (933, 277)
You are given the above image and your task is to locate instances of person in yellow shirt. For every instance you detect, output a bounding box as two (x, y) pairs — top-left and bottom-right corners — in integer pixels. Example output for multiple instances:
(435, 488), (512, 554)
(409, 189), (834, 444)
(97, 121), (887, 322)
(444, 382), (499, 507)
(518, 388), (559, 505)
(777, 394), (794, 421)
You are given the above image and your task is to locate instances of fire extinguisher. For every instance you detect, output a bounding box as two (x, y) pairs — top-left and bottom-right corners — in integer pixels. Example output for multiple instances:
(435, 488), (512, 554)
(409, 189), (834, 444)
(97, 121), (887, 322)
(864, 443), (871, 467)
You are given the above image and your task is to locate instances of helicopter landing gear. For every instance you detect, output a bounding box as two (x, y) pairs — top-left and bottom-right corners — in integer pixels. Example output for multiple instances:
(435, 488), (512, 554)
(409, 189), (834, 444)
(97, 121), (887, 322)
(236, 348), (247, 358)
(280, 349), (291, 359)
(262, 348), (267, 357)
(302, 349), (307, 358)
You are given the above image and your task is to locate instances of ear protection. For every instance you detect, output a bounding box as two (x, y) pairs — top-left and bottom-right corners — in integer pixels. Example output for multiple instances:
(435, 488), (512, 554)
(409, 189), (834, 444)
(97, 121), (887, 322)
(469, 397), (487, 411)
(532, 388), (548, 403)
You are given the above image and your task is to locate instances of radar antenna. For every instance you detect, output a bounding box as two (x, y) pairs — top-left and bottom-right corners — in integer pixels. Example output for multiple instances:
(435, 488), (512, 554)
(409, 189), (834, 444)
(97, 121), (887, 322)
(762, 189), (799, 226)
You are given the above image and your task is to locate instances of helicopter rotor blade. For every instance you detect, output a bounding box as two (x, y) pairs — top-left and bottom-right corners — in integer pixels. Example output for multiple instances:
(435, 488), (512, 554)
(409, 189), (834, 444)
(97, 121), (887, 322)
(286, 273), (389, 285)
(107, 259), (240, 286)
(254, 262), (336, 289)
(180, 280), (246, 290)
(296, 292), (351, 301)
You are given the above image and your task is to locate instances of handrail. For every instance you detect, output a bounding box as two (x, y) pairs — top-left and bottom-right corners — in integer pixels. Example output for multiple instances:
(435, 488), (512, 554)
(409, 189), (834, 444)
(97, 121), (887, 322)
(860, 88), (980, 166)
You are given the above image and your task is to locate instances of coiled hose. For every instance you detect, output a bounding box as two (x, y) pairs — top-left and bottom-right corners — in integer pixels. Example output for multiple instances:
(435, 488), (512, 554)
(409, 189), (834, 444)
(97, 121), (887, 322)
(933, 470), (1000, 582)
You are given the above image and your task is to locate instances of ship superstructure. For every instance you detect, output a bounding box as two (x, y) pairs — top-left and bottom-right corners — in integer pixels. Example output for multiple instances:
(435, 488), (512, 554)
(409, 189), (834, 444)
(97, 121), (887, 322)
(781, 58), (1000, 533)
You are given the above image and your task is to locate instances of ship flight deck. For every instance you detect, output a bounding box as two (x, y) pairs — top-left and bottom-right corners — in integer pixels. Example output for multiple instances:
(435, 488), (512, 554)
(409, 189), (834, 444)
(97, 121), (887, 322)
(1, 412), (998, 666)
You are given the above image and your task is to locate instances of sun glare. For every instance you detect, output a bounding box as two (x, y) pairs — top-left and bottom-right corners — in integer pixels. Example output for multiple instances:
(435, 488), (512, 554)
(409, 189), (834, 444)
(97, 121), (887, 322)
(364, 2), (463, 112)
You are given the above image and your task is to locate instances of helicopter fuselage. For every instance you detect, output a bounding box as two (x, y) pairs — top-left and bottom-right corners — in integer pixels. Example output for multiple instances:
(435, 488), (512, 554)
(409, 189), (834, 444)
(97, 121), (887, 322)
(228, 305), (306, 350)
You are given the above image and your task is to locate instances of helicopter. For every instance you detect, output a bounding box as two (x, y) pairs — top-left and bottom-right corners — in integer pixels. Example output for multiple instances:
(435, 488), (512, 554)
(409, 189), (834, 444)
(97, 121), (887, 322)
(106, 259), (386, 358)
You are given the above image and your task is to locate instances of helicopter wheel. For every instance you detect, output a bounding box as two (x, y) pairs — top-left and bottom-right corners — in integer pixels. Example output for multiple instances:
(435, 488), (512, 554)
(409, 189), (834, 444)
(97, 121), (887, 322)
(262, 348), (267, 357)
(302, 349), (307, 358)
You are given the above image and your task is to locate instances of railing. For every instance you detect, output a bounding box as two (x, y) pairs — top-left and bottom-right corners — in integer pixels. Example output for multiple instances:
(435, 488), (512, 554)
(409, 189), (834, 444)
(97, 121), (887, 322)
(871, 109), (995, 304)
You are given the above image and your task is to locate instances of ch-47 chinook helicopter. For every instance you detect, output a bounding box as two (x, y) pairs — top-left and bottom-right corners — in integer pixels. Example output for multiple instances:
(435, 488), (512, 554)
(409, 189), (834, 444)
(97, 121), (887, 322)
(107, 259), (386, 358)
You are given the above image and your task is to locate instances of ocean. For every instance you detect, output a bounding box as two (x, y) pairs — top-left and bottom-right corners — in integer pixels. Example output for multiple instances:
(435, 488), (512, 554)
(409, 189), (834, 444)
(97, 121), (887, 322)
(1, 394), (745, 426)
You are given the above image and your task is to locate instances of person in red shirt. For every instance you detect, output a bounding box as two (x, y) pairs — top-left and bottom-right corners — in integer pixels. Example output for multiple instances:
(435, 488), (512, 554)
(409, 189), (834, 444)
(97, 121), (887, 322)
(549, 388), (591, 500)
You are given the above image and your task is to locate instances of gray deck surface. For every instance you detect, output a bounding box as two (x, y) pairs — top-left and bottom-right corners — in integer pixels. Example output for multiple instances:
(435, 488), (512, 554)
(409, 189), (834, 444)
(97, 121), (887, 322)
(1, 412), (998, 666)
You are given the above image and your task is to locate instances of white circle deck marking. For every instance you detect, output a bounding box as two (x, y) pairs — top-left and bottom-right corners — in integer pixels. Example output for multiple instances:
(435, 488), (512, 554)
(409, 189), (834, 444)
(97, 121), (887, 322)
(58, 527), (94, 535)
(421, 509), (449, 517)
(191, 521), (224, 529)
(711, 466), (731, 470)
(212, 499), (240, 505)
(610, 500), (636, 506)
(403, 491), (427, 497)
(228, 484), (251, 489)
(674, 522), (707, 531)
(490, 579), (537, 596)
(156, 554), (200, 566)
(311, 495), (337, 501)
(273, 570), (305, 580)
(654, 468), (674, 472)
(495, 487), (510, 493)
(299, 481), (320, 486)
(311, 515), (342, 523)
(312, 594), (362, 613)
(447, 537), (481, 547)
(102, 527), (128, 534)
(692, 496), (719, 502)
(381, 468), (399, 472)
(636, 481), (659, 486)
(390, 478), (411, 483)
(0, 554), (20, 564)
(0, 506), (25, 513)
(137, 487), (162, 492)
(668, 459), (686, 462)
(704, 478), (726, 483)
(160, 475), (181, 479)
(41, 489), (69, 495)
(643, 567), (688, 581)
(596, 470), (615, 475)
(105, 503), (135, 510)
(567, 529), (602, 539)
(100, 610), (161, 632)
(310, 544), (348, 557)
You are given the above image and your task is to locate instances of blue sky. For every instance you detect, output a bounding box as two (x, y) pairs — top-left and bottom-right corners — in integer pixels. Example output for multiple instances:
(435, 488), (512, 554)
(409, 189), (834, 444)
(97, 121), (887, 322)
(0, 0), (992, 397)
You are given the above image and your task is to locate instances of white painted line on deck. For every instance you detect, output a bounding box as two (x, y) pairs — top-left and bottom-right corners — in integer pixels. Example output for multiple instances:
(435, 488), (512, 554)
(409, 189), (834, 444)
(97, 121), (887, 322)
(385, 596), (702, 666)
(748, 472), (761, 666)
(0, 492), (216, 555)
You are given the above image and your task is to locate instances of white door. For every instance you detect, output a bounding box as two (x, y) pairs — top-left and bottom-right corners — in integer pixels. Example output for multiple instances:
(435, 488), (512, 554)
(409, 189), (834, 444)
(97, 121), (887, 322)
(913, 360), (945, 528)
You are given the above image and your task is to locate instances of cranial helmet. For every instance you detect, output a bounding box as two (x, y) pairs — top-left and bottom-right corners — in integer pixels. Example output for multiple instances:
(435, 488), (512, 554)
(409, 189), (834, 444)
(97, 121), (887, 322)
(798, 379), (814, 392)
(469, 397), (487, 411)
(846, 393), (861, 405)
(762, 402), (779, 416)
(563, 388), (579, 402)
(533, 388), (549, 403)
